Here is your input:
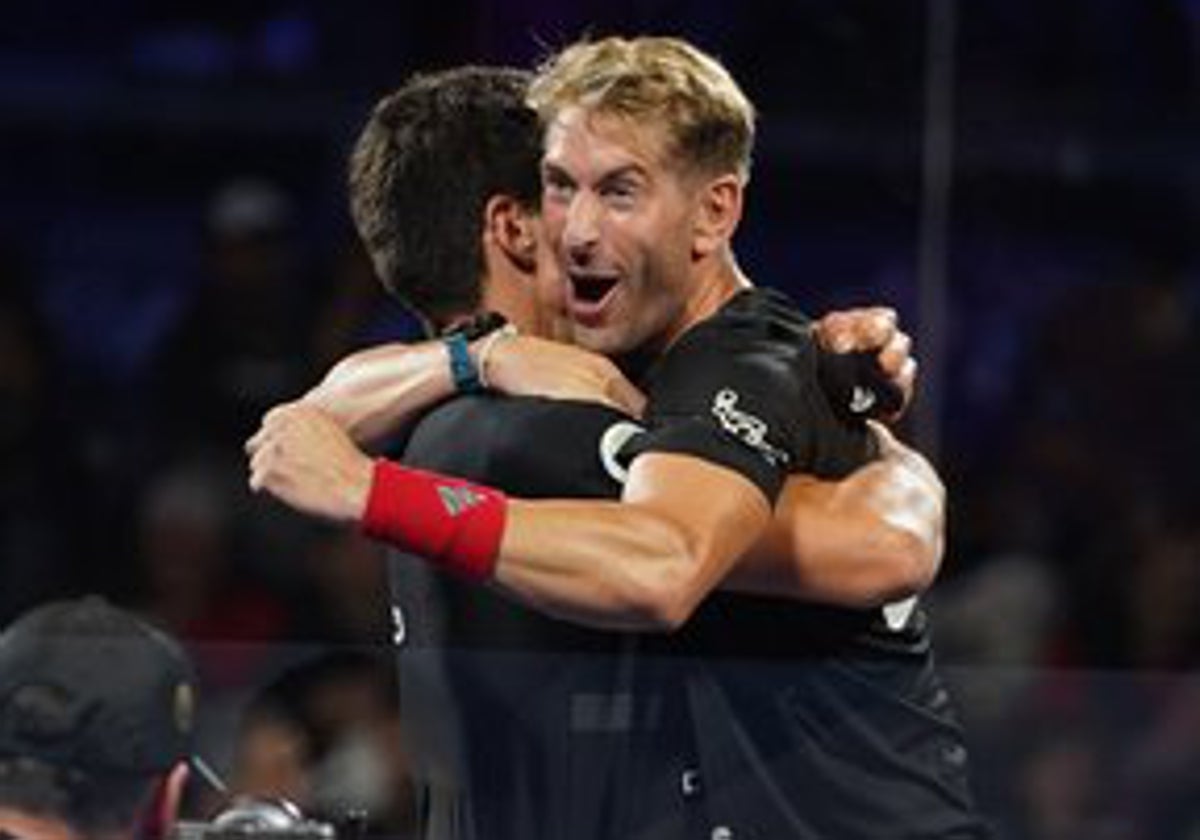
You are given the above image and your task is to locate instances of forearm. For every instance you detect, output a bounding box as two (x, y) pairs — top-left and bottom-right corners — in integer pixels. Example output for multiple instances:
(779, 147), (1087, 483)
(300, 332), (648, 446)
(301, 341), (454, 447)
(494, 454), (770, 630)
(727, 450), (944, 607)
(493, 499), (700, 631)
(249, 403), (774, 632)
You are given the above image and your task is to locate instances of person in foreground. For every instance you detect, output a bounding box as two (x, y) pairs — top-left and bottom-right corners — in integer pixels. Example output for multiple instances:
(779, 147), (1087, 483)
(0, 596), (197, 840)
(249, 40), (988, 839)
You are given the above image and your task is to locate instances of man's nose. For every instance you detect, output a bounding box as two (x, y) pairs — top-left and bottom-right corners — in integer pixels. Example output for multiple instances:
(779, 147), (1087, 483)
(563, 193), (600, 264)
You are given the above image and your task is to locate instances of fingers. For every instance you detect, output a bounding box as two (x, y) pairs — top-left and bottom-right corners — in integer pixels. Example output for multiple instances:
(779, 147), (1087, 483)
(877, 329), (912, 377)
(605, 376), (648, 419)
(248, 461), (266, 493)
(817, 307), (897, 354)
(859, 307), (898, 352)
(245, 403), (293, 455)
(896, 356), (917, 399)
(247, 434), (281, 493)
(246, 402), (304, 488)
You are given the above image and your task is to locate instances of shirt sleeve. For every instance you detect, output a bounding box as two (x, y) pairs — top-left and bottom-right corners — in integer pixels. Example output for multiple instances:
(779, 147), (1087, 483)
(623, 330), (819, 503)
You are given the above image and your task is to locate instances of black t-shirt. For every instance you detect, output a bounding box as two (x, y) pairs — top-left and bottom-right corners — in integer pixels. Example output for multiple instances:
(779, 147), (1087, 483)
(389, 287), (987, 839)
(619, 288), (987, 838)
(625, 287), (873, 500)
(390, 394), (642, 840)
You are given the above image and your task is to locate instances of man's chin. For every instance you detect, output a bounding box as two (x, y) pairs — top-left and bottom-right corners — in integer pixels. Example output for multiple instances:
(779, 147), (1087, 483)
(570, 322), (626, 358)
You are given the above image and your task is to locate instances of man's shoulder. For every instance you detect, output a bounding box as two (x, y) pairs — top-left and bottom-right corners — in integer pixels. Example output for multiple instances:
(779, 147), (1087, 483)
(645, 288), (817, 399)
(408, 394), (632, 450)
(404, 394), (630, 498)
(694, 286), (811, 341)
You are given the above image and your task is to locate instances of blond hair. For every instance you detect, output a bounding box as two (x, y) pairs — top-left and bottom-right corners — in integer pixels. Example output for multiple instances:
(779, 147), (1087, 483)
(527, 36), (755, 182)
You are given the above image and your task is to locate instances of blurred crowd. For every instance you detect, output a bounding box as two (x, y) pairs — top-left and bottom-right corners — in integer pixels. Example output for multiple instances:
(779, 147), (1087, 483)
(1, 2), (1198, 838)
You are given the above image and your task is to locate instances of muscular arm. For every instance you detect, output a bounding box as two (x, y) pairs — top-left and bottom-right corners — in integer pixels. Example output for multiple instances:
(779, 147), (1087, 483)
(247, 402), (769, 631)
(496, 453), (772, 630)
(732, 425), (943, 606)
(247, 401), (940, 630)
(301, 340), (454, 448)
(301, 333), (645, 447)
(254, 307), (938, 623)
(493, 432), (942, 629)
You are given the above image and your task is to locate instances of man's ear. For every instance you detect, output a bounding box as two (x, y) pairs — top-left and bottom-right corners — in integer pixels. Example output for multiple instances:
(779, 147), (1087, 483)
(138, 762), (190, 840)
(692, 174), (744, 259)
(484, 194), (538, 273)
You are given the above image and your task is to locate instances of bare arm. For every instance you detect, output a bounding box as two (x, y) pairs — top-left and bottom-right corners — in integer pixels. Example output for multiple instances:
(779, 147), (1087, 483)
(246, 405), (769, 632)
(251, 308), (935, 625)
(301, 334), (645, 447)
(297, 303), (903, 452)
(495, 431), (944, 628)
(496, 453), (771, 630)
(729, 423), (944, 606)
(246, 404), (936, 629)
(301, 340), (454, 448)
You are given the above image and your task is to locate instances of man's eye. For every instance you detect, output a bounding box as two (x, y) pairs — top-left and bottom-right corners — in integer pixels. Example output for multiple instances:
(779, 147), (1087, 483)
(602, 183), (637, 203)
(544, 178), (575, 201)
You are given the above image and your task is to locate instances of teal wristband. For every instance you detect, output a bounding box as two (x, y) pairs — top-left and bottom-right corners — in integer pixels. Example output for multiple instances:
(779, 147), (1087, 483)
(444, 332), (482, 393)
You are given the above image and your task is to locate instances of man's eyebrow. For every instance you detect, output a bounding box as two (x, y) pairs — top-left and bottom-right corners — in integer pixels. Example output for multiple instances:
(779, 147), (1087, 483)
(597, 164), (647, 184)
(540, 161), (574, 180)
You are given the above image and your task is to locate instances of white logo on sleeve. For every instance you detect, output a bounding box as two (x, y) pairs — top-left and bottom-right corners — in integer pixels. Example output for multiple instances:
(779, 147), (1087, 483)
(390, 605), (407, 647)
(598, 420), (646, 485)
(849, 385), (877, 415)
(710, 389), (790, 466)
(882, 596), (917, 631)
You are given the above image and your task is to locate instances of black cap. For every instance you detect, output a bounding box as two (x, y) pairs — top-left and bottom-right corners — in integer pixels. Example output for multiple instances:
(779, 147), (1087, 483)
(0, 596), (197, 776)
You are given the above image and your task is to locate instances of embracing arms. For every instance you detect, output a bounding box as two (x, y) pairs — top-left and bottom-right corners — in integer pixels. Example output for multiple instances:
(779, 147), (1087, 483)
(248, 308), (941, 628)
(302, 333), (645, 447)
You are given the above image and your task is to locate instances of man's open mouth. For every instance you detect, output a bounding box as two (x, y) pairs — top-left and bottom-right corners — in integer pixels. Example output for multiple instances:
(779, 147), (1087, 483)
(569, 273), (620, 306)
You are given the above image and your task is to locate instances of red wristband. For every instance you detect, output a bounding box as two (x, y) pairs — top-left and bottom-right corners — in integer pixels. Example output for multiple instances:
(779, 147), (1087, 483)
(360, 459), (507, 581)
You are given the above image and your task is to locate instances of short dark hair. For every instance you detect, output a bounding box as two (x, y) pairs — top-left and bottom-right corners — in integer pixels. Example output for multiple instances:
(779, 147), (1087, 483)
(348, 66), (542, 329)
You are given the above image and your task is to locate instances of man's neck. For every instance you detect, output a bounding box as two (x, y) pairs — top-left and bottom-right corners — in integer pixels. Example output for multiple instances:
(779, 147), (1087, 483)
(663, 250), (751, 351)
(616, 252), (751, 380)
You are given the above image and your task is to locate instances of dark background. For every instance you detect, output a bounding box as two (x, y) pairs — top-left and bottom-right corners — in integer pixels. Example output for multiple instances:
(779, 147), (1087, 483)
(1, 2), (1197, 837)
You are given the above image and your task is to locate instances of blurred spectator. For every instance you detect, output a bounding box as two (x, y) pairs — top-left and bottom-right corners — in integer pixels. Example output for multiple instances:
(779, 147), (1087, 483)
(310, 238), (421, 375)
(132, 455), (292, 689)
(1009, 259), (1200, 667)
(1116, 677), (1200, 838)
(156, 178), (326, 449)
(1011, 725), (1106, 840)
(232, 652), (414, 838)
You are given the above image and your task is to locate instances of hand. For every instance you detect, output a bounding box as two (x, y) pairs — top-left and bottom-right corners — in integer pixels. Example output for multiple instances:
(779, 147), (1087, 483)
(245, 402), (375, 524)
(815, 307), (917, 421)
(481, 334), (647, 418)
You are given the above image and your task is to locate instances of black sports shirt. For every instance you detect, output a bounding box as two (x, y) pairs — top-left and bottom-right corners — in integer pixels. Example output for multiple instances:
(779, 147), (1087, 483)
(622, 288), (989, 839)
(389, 287), (988, 839)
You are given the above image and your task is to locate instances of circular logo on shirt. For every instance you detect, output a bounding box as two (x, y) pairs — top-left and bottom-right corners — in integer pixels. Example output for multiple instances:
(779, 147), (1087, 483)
(598, 420), (646, 485)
